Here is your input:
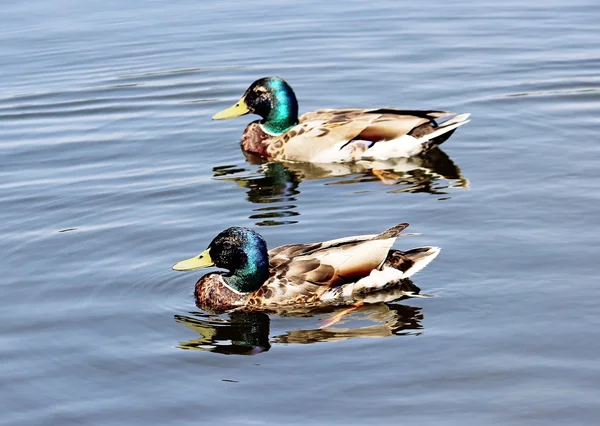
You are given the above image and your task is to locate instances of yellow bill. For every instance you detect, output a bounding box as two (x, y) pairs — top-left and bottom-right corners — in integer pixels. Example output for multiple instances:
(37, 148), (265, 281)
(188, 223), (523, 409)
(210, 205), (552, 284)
(212, 96), (250, 120)
(172, 249), (214, 271)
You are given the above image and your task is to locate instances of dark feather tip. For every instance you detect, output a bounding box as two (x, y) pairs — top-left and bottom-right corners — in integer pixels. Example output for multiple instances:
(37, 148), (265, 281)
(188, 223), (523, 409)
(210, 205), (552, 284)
(373, 223), (410, 240)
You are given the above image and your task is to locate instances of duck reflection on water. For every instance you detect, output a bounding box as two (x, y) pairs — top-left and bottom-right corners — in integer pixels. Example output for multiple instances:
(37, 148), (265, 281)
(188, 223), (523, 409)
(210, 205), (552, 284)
(213, 147), (468, 226)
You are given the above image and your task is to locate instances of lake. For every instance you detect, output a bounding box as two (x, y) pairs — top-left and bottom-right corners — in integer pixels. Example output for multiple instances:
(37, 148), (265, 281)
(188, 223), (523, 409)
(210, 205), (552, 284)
(2, 0), (600, 425)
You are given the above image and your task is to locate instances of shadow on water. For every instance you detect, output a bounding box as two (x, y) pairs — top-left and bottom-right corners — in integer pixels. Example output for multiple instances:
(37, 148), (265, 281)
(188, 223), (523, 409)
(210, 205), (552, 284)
(213, 147), (468, 226)
(174, 283), (428, 355)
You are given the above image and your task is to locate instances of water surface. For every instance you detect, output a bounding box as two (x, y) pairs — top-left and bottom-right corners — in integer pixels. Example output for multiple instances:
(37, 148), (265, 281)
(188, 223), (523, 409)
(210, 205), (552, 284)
(2, 1), (600, 425)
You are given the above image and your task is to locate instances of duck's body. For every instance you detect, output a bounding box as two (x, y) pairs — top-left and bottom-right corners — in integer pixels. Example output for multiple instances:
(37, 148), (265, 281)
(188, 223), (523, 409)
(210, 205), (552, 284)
(213, 77), (470, 163)
(173, 224), (440, 314)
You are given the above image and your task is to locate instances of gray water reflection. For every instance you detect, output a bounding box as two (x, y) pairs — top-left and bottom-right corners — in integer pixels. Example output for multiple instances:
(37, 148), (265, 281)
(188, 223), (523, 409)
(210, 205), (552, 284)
(176, 303), (423, 355)
(213, 147), (468, 226)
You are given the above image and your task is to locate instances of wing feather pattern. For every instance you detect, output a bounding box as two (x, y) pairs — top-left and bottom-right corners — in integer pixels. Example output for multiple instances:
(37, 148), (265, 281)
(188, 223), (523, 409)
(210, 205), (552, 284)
(268, 223), (410, 287)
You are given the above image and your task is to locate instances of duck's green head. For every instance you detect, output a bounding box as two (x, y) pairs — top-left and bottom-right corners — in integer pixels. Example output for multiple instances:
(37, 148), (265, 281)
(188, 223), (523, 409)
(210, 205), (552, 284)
(173, 227), (270, 293)
(213, 77), (299, 135)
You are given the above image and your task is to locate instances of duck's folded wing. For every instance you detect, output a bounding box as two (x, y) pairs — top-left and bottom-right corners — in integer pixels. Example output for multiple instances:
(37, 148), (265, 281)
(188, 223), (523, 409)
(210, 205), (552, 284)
(271, 223), (410, 287)
(277, 110), (375, 161)
(268, 233), (376, 264)
(354, 108), (455, 142)
(279, 109), (456, 162)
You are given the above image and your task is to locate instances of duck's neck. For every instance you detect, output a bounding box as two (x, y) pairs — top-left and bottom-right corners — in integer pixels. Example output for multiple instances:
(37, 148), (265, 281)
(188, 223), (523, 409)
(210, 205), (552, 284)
(223, 251), (270, 293)
(261, 89), (299, 135)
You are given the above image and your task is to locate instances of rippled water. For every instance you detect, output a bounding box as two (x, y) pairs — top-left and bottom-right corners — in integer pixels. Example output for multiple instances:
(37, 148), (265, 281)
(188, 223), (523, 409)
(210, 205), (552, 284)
(2, 1), (600, 425)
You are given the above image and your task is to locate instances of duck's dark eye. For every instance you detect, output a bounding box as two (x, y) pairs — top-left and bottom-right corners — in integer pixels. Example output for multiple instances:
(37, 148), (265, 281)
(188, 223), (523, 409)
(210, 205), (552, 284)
(254, 87), (266, 96)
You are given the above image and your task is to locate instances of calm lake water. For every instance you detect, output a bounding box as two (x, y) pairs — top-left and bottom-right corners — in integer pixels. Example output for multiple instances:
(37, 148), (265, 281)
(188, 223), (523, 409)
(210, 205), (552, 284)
(2, 0), (600, 425)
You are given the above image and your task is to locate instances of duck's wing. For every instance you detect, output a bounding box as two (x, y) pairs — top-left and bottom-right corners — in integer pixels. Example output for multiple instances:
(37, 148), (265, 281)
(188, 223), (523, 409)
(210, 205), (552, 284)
(273, 108), (468, 162)
(269, 223), (410, 287)
(268, 233), (375, 264)
(267, 109), (374, 161)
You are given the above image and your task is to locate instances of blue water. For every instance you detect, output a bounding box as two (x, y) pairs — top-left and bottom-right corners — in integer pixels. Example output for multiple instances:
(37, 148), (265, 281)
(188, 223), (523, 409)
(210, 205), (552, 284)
(2, 1), (600, 425)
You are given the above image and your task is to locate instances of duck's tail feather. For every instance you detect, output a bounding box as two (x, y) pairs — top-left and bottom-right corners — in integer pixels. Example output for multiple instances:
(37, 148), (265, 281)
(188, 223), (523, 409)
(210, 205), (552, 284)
(417, 113), (471, 148)
(322, 246), (441, 298)
(395, 246), (441, 278)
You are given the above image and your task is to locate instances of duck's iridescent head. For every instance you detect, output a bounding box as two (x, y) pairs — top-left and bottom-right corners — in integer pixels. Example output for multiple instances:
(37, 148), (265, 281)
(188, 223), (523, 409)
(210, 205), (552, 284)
(173, 227), (269, 293)
(212, 77), (299, 135)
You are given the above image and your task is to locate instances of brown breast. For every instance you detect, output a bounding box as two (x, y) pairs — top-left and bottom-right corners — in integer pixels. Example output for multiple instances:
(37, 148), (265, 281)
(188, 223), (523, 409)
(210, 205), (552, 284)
(194, 274), (248, 314)
(241, 122), (272, 158)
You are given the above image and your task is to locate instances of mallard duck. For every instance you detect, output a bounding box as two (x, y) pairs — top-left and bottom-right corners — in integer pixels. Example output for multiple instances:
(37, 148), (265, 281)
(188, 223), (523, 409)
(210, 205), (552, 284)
(172, 223), (440, 313)
(213, 77), (470, 163)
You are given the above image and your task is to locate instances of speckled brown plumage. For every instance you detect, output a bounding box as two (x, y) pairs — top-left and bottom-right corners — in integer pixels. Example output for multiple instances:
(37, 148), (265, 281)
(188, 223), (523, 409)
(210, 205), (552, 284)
(194, 274), (247, 313)
(241, 122), (271, 158)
